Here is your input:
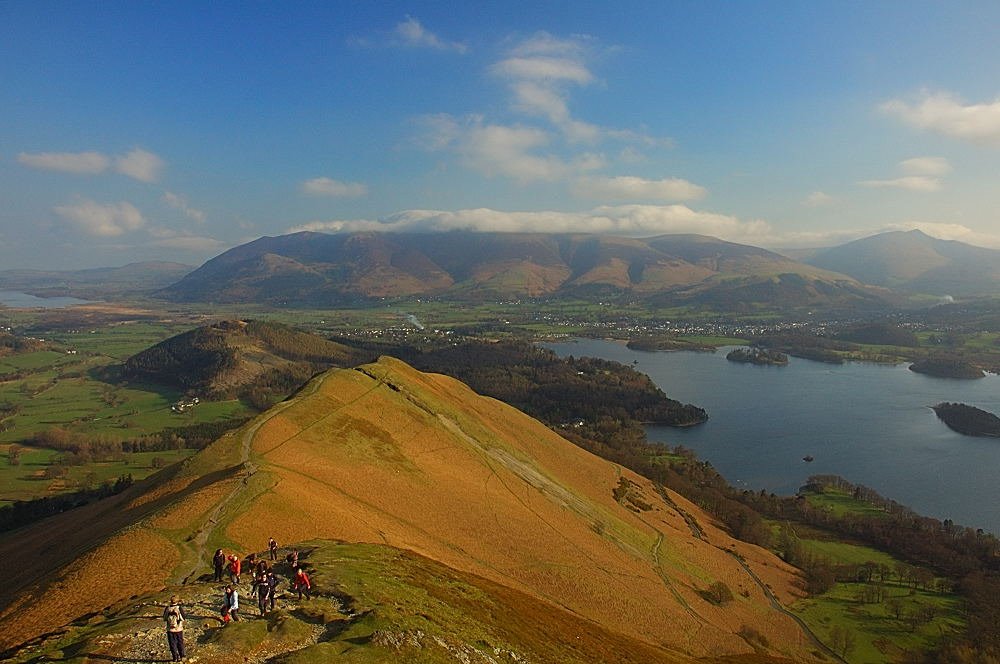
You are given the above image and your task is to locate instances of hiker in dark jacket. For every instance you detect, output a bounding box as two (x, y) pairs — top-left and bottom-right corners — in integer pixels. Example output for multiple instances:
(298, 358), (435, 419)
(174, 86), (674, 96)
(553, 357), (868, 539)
(256, 572), (270, 615)
(266, 570), (279, 611)
(268, 537), (278, 561)
(163, 595), (186, 662)
(212, 549), (226, 582)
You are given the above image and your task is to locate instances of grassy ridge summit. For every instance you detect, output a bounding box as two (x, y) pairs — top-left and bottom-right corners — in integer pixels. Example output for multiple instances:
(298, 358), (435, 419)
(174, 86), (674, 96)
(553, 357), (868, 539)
(806, 229), (1000, 296)
(0, 357), (818, 662)
(158, 230), (885, 312)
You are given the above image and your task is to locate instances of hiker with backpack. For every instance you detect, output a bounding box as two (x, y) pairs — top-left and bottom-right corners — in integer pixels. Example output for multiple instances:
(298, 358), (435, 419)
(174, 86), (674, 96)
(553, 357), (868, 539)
(222, 584), (240, 623)
(293, 567), (311, 600)
(163, 595), (186, 662)
(212, 549), (226, 583)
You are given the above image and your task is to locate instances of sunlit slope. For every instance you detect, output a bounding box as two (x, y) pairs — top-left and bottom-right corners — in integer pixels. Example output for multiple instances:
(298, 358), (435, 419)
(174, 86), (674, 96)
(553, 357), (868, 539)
(0, 357), (817, 661)
(235, 357), (815, 661)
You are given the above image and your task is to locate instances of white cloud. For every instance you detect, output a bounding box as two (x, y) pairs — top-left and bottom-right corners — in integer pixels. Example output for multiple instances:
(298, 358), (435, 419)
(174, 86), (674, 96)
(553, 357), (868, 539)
(147, 227), (227, 251)
(300, 177), (368, 198)
(803, 191), (834, 207)
(493, 56), (593, 85)
(899, 156), (952, 176)
(859, 176), (941, 192)
(115, 148), (164, 182)
(287, 204), (770, 244)
(574, 175), (707, 201)
(17, 148), (165, 182)
(415, 114), (604, 183)
(162, 191), (207, 223)
(394, 16), (467, 53)
(881, 91), (1000, 145)
(54, 200), (146, 236)
(17, 151), (110, 175)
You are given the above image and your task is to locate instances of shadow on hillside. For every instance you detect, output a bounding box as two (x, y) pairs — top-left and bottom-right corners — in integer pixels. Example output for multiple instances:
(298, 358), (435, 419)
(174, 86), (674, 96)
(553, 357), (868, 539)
(0, 462), (246, 614)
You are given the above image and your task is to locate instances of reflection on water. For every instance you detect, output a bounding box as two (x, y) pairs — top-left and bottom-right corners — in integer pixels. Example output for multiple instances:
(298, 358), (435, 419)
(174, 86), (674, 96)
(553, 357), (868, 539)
(545, 339), (1000, 535)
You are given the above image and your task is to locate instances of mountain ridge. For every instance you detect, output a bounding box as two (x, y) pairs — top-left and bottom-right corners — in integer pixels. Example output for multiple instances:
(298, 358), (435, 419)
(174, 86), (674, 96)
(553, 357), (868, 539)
(158, 230), (883, 312)
(806, 229), (1000, 295)
(0, 357), (818, 662)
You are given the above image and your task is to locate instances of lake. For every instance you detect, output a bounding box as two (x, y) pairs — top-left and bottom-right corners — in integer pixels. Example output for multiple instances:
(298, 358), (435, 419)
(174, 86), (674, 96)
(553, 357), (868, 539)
(544, 339), (1000, 535)
(0, 291), (93, 309)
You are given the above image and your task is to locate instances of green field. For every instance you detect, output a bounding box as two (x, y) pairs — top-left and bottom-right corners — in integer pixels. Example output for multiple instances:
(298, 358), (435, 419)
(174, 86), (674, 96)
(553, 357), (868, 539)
(803, 488), (891, 519)
(0, 444), (193, 504)
(0, 320), (251, 503)
(786, 529), (962, 663)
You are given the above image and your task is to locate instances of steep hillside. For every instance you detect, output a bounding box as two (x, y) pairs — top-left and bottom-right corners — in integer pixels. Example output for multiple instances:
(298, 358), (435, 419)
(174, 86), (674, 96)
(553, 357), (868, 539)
(0, 358), (822, 663)
(806, 229), (1000, 295)
(159, 230), (883, 312)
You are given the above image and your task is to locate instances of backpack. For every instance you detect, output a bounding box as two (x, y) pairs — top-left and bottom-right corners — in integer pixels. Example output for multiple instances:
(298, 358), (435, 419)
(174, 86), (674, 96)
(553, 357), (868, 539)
(166, 606), (183, 630)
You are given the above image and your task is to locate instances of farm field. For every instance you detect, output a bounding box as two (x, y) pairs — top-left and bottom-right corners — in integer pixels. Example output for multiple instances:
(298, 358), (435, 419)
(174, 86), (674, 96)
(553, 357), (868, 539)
(0, 316), (252, 503)
(787, 528), (962, 662)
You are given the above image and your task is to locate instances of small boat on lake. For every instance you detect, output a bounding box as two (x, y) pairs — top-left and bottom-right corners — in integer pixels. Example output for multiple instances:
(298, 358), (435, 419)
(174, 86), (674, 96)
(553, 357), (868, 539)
(802, 455), (814, 462)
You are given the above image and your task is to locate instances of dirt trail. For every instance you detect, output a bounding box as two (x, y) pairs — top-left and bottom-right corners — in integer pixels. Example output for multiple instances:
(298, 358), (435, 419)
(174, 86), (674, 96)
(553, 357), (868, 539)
(177, 373), (330, 584)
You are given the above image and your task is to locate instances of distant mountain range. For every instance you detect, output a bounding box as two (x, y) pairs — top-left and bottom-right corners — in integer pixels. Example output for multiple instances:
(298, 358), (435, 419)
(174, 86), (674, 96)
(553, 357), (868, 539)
(159, 230), (891, 313)
(804, 229), (1000, 296)
(7, 230), (998, 311)
(0, 261), (193, 299)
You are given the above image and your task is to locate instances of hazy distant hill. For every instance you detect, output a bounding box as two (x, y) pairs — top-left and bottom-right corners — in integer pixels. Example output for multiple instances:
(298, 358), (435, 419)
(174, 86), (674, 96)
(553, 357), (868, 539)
(0, 357), (815, 662)
(806, 230), (1000, 296)
(0, 261), (193, 299)
(160, 230), (886, 312)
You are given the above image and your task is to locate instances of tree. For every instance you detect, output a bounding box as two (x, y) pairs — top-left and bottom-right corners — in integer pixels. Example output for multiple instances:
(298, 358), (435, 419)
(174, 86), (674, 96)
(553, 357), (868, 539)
(7, 443), (22, 466)
(829, 625), (856, 659)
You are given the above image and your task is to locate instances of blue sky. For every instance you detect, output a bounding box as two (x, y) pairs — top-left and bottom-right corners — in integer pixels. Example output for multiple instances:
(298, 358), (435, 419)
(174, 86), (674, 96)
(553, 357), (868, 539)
(3, 1), (1000, 269)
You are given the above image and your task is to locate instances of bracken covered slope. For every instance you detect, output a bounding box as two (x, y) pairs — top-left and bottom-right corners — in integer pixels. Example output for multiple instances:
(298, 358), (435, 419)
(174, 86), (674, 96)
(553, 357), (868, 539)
(0, 358), (822, 663)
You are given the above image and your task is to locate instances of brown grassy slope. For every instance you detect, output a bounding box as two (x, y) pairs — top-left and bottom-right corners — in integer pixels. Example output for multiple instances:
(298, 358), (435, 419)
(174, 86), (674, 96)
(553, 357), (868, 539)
(229, 357), (814, 661)
(0, 358), (814, 662)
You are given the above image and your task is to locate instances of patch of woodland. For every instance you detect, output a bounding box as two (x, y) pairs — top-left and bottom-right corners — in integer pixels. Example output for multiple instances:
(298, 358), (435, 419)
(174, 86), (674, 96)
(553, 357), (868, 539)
(0, 473), (133, 532)
(909, 354), (985, 379)
(736, 475), (1000, 661)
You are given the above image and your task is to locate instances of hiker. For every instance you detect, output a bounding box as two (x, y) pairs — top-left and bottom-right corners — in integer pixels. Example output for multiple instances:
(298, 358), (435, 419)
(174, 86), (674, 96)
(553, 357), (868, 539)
(163, 595), (186, 662)
(222, 584), (240, 622)
(293, 567), (311, 600)
(268, 537), (278, 561)
(266, 569), (279, 611)
(244, 552), (256, 571)
(255, 558), (268, 577)
(228, 554), (241, 584)
(256, 572), (270, 615)
(213, 548), (226, 582)
(285, 549), (299, 571)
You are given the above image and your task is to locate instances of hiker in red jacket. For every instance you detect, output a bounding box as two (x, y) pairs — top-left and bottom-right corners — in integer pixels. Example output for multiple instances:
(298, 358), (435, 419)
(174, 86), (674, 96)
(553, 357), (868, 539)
(293, 567), (311, 600)
(228, 555), (241, 584)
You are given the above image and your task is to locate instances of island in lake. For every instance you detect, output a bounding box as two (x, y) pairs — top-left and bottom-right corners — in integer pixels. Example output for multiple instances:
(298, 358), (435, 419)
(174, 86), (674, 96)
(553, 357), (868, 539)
(932, 402), (1000, 437)
(909, 355), (984, 379)
(726, 347), (789, 366)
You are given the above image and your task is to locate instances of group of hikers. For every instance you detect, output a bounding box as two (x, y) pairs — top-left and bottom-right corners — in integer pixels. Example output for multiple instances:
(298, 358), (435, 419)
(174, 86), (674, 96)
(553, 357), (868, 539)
(161, 537), (313, 662)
